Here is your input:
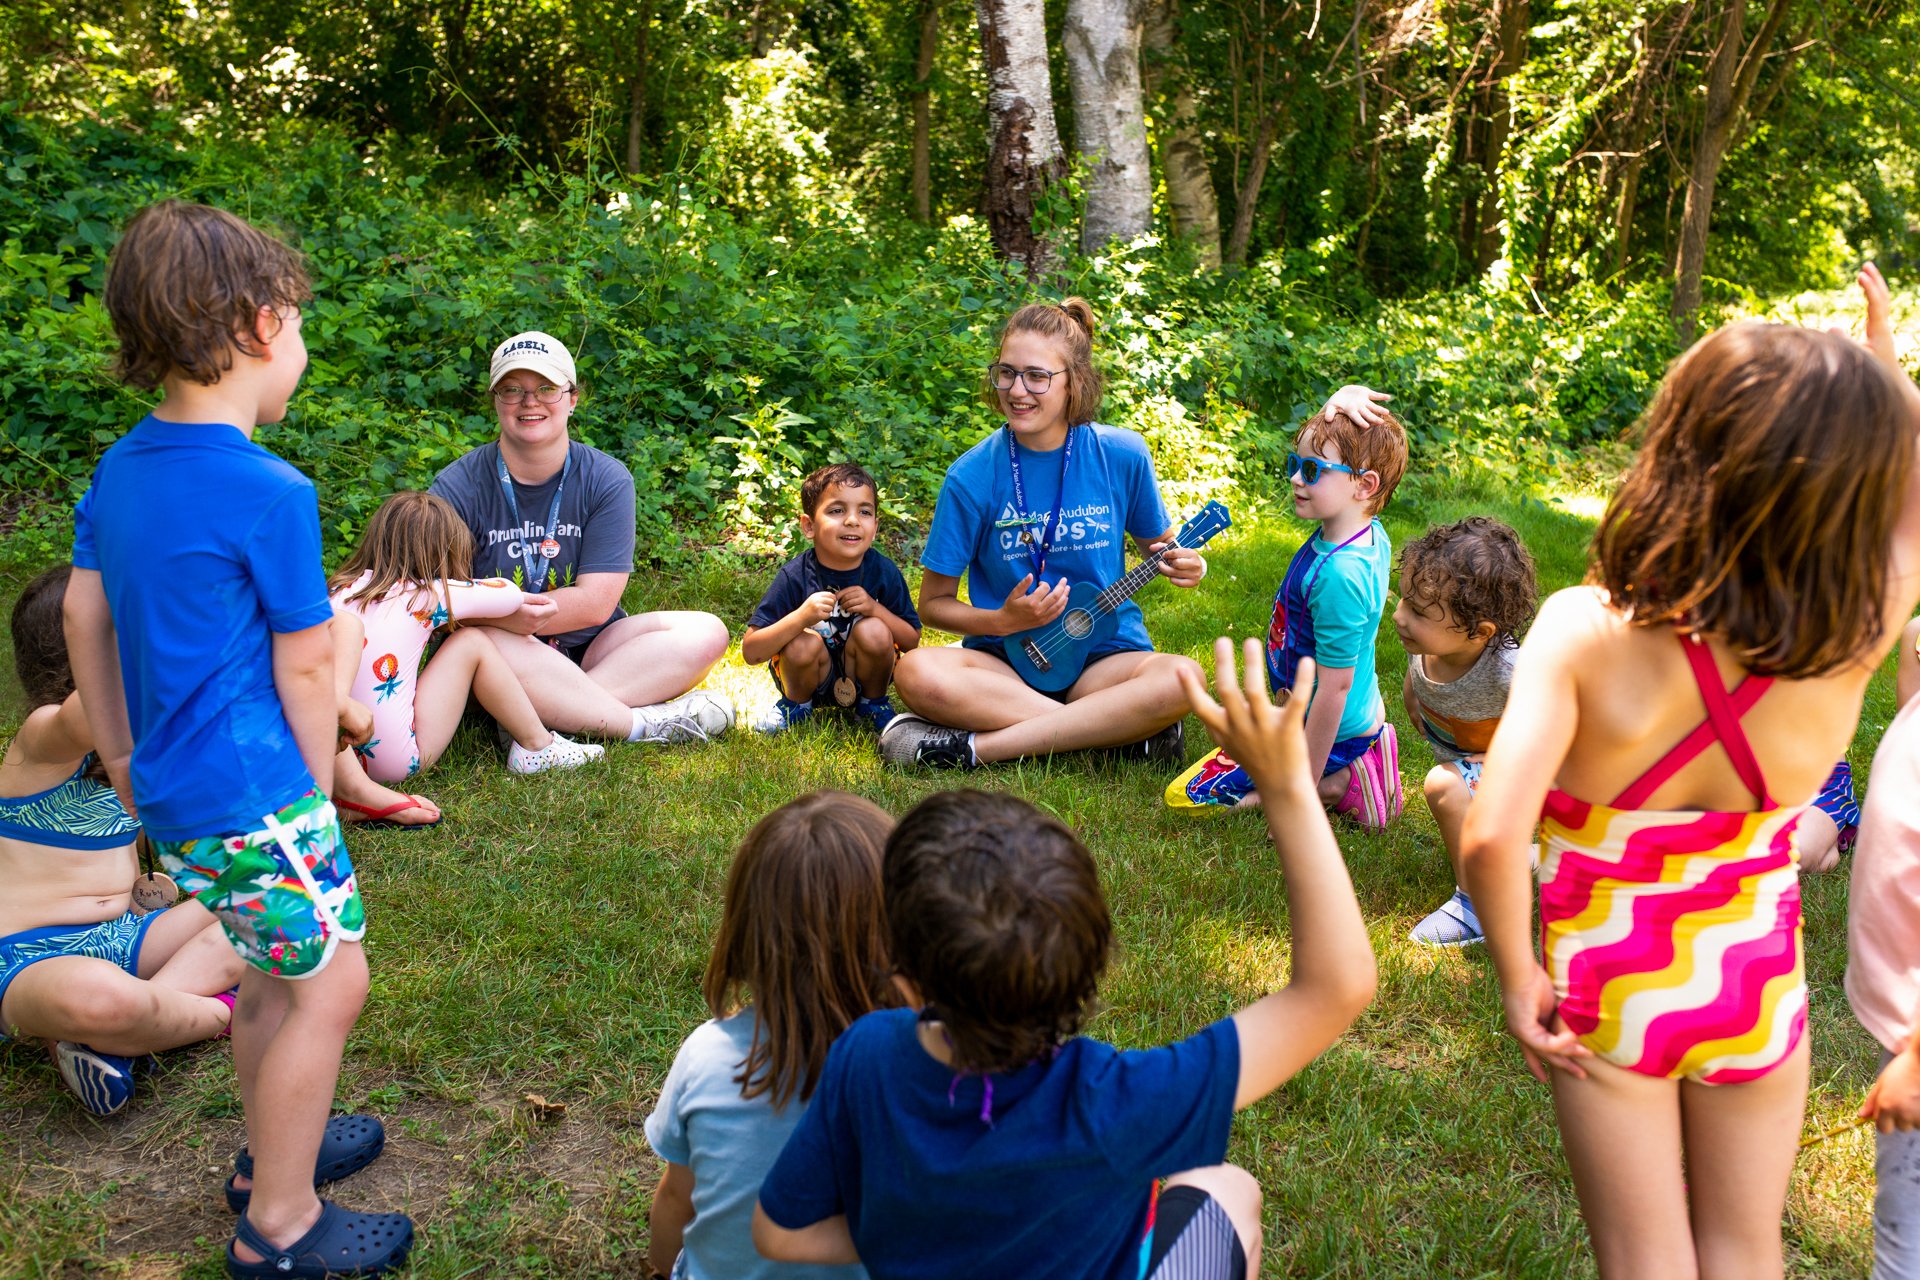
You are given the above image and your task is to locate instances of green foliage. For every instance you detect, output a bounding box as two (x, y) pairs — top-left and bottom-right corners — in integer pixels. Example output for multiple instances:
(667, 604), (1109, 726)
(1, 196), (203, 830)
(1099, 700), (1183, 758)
(0, 108), (1687, 564)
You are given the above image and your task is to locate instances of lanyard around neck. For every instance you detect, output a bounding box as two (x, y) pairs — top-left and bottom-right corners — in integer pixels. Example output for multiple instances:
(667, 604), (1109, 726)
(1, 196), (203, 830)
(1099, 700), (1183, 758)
(495, 446), (573, 592)
(1007, 424), (1075, 580)
(1303, 523), (1372, 598)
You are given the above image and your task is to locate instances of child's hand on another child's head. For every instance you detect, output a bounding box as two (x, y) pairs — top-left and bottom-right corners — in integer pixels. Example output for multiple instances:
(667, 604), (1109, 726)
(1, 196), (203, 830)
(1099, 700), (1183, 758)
(338, 697), (374, 747)
(1321, 384), (1392, 429)
(1179, 638), (1314, 800)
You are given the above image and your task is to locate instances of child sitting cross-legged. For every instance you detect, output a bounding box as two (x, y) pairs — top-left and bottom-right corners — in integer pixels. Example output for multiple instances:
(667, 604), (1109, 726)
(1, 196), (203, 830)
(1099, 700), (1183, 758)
(1395, 517), (1538, 947)
(643, 791), (897, 1280)
(753, 638), (1378, 1279)
(329, 490), (603, 804)
(0, 566), (245, 1116)
(1168, 388), (1410, 829)
(743, 463), (921, 735)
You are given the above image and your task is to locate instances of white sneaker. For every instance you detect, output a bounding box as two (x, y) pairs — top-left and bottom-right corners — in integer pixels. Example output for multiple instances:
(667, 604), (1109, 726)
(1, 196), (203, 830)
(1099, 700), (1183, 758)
(630, 691), (735, 744)
(507, 733), (607, 774)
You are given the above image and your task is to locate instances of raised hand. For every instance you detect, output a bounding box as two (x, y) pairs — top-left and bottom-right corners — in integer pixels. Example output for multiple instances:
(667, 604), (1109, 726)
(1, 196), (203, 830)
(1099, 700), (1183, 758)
(1178, 638), (1312, 796)
(998, 573), (1071, 631)
(1861, 262), (1899, 369)
(1322, 384), (1393, 429)
(1502, 963), (1591, 1083)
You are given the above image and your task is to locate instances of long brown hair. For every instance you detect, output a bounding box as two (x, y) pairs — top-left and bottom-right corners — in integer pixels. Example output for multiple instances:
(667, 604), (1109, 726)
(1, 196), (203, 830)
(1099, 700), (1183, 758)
(330, 491), (476, 615)
(702, 791), (898, 1109)
(12, 566), (75, 709)
(984, 298), (1105, 429)
(1594, 322), (1916, 677)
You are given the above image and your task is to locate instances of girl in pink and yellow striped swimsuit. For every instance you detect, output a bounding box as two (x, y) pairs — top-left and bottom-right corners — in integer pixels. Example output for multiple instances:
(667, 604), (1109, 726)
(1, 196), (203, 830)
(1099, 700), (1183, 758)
(1459, 264), (1920, 1280)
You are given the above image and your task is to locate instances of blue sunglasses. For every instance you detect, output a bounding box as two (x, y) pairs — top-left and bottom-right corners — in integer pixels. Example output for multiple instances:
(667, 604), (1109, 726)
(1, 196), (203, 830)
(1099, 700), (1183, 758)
(1287, 452), (1362, 485)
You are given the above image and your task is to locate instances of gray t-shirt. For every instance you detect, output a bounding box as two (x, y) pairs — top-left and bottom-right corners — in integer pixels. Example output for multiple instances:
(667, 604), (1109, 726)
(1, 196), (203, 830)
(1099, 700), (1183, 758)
(644, 1011), (868, 1280)
(1405, 642), (1516, 762)
(429, 440), (636, 651)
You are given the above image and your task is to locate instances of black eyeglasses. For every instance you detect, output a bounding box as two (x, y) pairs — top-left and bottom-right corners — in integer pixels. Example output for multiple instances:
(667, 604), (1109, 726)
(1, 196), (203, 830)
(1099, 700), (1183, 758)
(988, 363), (1067, 393)
(493, 384), (572, 405)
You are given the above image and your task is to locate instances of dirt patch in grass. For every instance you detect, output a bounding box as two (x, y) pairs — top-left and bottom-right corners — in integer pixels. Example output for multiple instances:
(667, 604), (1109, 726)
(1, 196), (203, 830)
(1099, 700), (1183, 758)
(2, 1072), (653, 1267)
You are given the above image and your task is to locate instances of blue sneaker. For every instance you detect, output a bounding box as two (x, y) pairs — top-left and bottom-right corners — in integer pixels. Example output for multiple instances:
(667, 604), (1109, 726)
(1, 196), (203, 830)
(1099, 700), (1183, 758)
(1410, 889), (1483, 947)
(853, 696), (898, 733)
(753, 697), (813, 735)
(55, 1041), (135, 1115)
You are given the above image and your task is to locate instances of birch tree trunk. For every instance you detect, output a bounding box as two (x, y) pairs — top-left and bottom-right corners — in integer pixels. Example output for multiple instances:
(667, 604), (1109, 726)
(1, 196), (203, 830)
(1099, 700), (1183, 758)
(1671, 0), (1796, 332)
(1144, 0), (1221, 267)
(1063, 0), (1153, 251)
(910, 0), (941, 223)
(977, 0), (1067, 270)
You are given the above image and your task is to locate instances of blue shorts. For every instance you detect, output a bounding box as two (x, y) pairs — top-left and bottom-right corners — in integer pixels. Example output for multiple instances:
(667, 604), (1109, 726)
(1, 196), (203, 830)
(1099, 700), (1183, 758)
(768, 623), (854, 706)
(0, 910), (159, 1042)
(1813, 760), (1860, 852)
(1441, 757), (1485, 796)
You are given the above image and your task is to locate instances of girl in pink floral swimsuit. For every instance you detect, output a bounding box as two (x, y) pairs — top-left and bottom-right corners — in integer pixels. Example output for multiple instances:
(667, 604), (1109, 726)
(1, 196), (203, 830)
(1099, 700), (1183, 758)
(331, 492), (603, 787)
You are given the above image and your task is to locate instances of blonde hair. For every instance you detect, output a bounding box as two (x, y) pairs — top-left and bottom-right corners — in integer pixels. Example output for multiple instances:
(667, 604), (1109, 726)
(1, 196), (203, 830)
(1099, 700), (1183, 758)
(984, 298), (1105, 428)
(330, 492), (476, 616)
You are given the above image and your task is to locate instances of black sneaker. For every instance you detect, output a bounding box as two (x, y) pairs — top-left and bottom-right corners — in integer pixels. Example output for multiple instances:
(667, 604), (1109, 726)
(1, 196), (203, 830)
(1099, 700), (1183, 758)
(878, 713), (978, 769)
(1103, 720), (1186, 764)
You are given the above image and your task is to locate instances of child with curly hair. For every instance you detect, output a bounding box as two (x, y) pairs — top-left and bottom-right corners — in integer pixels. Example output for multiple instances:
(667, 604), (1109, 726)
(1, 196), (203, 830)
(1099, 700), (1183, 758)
(1395, 517), (1537, 947)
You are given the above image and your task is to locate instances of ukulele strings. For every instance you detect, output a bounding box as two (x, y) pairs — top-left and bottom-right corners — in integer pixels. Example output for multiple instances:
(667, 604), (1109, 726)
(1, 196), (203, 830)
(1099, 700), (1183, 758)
(1026, 537), (1185, 661)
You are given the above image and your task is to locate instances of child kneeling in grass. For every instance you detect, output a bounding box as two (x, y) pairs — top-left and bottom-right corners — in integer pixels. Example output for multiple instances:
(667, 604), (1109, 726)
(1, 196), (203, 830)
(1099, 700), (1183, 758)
(645, 790), (896, 1280)
(1394, 517), (1537, 947)
(753, 639), (1377, 1279)
(743, 463), (920, 735)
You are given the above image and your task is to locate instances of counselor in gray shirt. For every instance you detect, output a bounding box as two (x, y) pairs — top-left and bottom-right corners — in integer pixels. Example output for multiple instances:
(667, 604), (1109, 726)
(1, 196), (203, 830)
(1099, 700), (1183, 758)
(429, 330), (733, 745)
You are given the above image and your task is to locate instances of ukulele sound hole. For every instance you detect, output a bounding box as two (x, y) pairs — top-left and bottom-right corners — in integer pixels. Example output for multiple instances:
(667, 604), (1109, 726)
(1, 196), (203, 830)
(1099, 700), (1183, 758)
(1062, 610), (1094, 640)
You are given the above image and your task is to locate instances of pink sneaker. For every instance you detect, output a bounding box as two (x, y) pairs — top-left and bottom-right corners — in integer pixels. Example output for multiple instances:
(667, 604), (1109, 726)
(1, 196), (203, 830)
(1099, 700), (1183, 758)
(1331, 724), (1403, 832)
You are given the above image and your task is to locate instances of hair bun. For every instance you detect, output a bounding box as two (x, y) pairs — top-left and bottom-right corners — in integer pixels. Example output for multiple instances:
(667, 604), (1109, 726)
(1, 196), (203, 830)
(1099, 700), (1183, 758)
(1058, 297), (1096, 341)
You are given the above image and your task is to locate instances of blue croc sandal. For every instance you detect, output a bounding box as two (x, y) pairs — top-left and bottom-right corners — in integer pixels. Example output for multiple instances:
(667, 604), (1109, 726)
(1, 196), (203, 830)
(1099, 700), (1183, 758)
(226, 1113), (386, 1213)
(227, 1200), (413, 1278)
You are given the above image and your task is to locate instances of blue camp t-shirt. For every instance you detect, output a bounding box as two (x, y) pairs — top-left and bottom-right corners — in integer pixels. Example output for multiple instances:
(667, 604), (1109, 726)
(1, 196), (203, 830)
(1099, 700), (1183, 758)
(921, 424), (1171, 659)
(759, 1008), (1239, 1280)
(644, 1011), (868, 1280)
(747, 548), (920, 649)
(72, 418), (333, 840)
(1265, 518), (1391, 743)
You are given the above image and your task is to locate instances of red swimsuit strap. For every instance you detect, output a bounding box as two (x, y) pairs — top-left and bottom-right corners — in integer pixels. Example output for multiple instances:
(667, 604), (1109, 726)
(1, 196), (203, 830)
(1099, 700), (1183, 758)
(1609, 634), (1776, 810)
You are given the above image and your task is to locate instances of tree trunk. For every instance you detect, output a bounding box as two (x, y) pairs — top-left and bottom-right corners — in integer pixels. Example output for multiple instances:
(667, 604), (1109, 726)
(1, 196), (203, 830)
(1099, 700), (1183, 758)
(1605, 4), (1691, 274)
(1064, 0), (1153, 251)
(1472, 0), (1529, 273)
(1672, 0), (1797, 332)
(911, 0), (941, 223)
(1143, 0), (1221, 266)
(977, 0), (1067, 270)
(1223, 108), (1276, 267)
(625, 0), (654, 174)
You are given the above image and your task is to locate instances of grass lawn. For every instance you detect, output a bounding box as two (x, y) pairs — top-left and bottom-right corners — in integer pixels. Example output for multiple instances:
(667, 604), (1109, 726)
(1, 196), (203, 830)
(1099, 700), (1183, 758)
(0, 470), (1893, 1278)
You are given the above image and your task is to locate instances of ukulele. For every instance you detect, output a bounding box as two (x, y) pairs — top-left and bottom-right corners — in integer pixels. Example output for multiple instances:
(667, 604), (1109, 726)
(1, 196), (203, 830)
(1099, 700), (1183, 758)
(1003, 500), (1232, 692)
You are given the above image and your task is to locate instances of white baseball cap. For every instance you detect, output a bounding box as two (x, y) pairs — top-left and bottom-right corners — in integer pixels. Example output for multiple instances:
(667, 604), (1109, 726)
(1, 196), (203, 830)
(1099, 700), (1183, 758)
(489, 331), (577, 390)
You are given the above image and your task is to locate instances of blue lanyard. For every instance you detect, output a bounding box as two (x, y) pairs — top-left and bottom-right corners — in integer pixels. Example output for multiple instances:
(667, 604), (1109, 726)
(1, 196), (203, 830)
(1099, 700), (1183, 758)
(1007, 424), (1075, 580)
(494, 446), (573, 592)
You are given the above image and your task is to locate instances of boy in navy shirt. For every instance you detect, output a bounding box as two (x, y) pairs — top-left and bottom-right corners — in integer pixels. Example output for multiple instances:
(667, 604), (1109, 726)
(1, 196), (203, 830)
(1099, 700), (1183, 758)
(743, 463), (920, 734)
(754, 639), (1378, 1279)
(64, 201), (412, 1278)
